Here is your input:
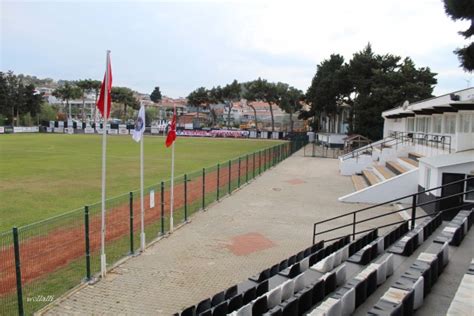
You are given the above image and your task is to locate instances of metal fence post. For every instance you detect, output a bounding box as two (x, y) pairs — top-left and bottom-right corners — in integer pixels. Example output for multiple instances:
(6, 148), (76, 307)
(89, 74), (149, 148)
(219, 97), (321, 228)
(238, 157), (241, 188)
(411, 195), (417, 230)
(160, 181), (165, 235)
(269, 147), (272, 167)
(184, 174), (188, 222)
(274, 146), (276, 165)
(202, 168), (206, 210)
(217, 163), (220, 201)
(13, 227), (24, 316)
(129, 192), (134, 254)
(84, 206), (91, 281)
(352, 213), (357, 241)
(228, 160), (231, 194)
(313, 224), (316, 245)
(246, 154), (249, 183)
(253, 152), (256, 178)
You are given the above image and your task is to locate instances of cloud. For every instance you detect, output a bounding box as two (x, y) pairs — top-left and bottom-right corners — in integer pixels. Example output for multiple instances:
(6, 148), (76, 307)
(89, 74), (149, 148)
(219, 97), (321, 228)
(1, 0), (471, 97)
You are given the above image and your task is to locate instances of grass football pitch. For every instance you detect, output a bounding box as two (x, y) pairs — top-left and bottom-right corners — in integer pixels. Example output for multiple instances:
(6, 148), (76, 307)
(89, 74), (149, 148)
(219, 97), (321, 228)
(0, 134), (283, 232)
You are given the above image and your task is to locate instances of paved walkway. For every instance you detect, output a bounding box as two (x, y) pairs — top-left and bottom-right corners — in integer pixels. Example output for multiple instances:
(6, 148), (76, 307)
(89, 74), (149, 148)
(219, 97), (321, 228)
(44, 149), (399, 315)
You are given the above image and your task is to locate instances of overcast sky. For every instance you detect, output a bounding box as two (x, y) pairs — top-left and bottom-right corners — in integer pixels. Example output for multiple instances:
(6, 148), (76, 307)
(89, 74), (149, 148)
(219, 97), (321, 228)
(1, 0), (472, 98)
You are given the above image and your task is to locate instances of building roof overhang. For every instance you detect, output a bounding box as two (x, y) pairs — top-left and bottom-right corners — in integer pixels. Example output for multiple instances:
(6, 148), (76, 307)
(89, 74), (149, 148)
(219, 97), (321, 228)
(450, 101), (474, 111)
(432, 106), (458, 113)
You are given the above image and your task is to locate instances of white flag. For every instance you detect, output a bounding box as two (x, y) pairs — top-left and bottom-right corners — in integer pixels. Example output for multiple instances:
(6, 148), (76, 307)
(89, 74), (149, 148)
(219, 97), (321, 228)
(132, 105), (145, 142)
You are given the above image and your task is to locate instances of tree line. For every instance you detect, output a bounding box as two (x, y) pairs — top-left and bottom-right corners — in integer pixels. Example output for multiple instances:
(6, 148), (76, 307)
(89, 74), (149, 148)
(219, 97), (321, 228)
(304, 44), (437, 140)
(187, 79), (305, 132)
(0, 71), (43, 126)
(0, 72), (145, 125)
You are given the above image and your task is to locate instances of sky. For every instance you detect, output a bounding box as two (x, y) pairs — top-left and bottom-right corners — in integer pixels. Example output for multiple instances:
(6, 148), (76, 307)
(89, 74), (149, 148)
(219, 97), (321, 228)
(1, 0), (472, 98)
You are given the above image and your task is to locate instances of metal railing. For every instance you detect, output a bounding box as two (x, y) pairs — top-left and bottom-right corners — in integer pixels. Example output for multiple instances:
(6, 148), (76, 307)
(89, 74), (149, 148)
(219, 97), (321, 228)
(340, 136), (405, 161)
(312, 177), (474, 244)
(389, 131), (452, 153)
(340, 130), (453, 162)
(0, 139), (308, 316)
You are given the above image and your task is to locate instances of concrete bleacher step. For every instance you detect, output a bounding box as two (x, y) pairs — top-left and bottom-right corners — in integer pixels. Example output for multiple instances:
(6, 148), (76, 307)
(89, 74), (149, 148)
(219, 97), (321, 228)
(445, 258), (474, 315)
(408, 152), (424, 162)
(386, 161), (408, 175)
(352, 175), (368, 191)
(355, 210), (473, 316)
(362, 170), (380, 186)
(178, 209), (473, 316)
(399, 157), (419, 167)
(373, 165), (395, 180)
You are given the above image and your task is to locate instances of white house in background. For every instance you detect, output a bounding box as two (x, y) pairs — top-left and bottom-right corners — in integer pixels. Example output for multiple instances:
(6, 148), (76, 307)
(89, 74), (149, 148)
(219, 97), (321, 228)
(338, 88), (474, 216)
(315, 103), (351, 148)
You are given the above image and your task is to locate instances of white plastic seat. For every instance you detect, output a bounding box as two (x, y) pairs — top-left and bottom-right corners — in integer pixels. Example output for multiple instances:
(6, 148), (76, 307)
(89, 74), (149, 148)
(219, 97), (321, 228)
(440, 241), (449, 266)
(417, 252), (437, 264)
(417, 229), (424, 245)
(412, 276), (424, 310)
(340, 287), (355, 316)
(236, 303), (252, 316)
(334, 249), (342, 266)
(382, 287), (409, 305)
(376, 237), (384, 255)
(266, 286), (282, 309)
(312, 253), (335, 273)
(462, 217), (468, 234)
(355, 264), (377, 281)
(335, 264), (347, 286)
(369, 262), (386, 285)
(315, 297), (342, 316)
(294, 273), (306, 293)
(341, 245), (349, 261)
(300, 257), (310, 272)
(280, 279), (295, 301)
(386, 254), (394, 277)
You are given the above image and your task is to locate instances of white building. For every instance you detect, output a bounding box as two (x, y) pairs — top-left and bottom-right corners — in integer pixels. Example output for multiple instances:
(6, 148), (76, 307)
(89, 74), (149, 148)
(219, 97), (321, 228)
(338, 88), (474, 216)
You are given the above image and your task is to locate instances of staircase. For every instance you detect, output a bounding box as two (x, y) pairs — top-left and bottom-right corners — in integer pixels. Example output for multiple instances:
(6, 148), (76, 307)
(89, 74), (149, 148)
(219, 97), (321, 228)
(341, 153), (421, 204)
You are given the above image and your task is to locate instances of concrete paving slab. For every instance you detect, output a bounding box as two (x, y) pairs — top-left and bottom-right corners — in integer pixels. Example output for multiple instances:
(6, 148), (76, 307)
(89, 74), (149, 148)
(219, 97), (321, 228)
(43, 149), (400, 315)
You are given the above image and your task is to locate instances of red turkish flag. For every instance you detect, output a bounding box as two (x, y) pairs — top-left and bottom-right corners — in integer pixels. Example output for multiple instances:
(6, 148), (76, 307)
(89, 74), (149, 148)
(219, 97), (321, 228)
(165, 109), (177, 147)
(97, 54), (112, 119)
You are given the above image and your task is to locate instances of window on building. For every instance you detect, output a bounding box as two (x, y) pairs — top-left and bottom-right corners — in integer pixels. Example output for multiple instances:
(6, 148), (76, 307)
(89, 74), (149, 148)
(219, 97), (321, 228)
(426, 117), (431, 133)
(416, 117), (424, 132)
(459, 114), (472, 133)
(433, 116), (442, 133)
(444, 115), (456, 134)
(407, 118), (414, 131)
(416, 117), (430, 133)
(466, 175), (474, 202)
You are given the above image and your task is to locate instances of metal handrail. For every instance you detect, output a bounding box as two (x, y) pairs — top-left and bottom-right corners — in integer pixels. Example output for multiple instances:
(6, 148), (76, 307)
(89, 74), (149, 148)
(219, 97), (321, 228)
(389, 130), (452, 153)
(340, 137), (397, 161)
(341, 130), (453, 162)
(318, 202), (473, 243)
(312, 177), (473, 243)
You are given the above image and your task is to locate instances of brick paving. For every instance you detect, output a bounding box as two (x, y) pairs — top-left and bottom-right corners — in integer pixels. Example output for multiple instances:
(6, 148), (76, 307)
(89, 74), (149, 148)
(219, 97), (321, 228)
(43, 149), (399, 315)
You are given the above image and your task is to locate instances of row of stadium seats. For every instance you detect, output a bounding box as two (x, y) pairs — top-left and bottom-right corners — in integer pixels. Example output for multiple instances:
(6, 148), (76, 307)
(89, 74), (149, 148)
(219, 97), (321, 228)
(368, 209), (472, 315)
(175, 208), (473, 316)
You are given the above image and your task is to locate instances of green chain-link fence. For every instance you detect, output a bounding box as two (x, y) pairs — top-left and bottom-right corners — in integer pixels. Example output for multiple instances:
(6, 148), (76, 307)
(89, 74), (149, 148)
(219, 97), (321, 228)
(0, 139), (307, 315)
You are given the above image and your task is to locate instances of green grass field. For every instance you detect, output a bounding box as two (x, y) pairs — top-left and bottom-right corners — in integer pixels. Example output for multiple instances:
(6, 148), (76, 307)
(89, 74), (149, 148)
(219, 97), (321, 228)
(0, 134), (282, 232)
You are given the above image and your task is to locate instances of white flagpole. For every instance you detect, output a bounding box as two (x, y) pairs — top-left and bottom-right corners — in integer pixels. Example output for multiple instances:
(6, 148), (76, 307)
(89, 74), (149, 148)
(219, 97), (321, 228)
(140, 106), (146, 251)
(100, 50), (110, 278)
(170, 107), (176, 232)
(170, 139), (175, 232)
